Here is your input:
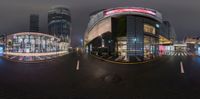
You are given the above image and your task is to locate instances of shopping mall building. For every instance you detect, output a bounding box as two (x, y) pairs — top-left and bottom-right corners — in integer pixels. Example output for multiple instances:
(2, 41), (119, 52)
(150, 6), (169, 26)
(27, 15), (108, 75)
(3, 32), (69, 62)
(84, 7), (175, 62)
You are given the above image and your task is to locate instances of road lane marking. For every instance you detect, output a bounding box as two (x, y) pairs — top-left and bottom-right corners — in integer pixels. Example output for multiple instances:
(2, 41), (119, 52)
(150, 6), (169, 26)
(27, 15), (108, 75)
(180, 61), (184, 74)
(76, 60), (80, 70)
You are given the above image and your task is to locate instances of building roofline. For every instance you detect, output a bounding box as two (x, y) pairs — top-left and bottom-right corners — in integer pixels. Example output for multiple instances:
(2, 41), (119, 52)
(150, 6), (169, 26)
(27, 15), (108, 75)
(7, 32), (60, 40)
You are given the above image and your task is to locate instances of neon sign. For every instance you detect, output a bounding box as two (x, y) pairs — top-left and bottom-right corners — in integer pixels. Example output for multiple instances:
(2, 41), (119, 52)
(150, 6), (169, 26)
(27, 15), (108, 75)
(104, 8), (156, 16)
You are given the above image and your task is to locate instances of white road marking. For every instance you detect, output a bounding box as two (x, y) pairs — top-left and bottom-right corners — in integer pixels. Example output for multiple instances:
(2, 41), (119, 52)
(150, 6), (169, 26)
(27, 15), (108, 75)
(184, 52), (187, 56)
(180, 61), (185, 74)
(76, 60), (80, 70)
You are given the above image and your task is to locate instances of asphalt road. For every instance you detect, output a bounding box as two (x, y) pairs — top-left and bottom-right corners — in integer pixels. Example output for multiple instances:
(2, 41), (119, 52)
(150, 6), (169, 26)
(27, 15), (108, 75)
(0, 52), (200, 99)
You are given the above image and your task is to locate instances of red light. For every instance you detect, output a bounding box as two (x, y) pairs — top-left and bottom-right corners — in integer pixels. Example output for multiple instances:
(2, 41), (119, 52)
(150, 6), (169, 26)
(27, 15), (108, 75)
(104, 8), (156, 16)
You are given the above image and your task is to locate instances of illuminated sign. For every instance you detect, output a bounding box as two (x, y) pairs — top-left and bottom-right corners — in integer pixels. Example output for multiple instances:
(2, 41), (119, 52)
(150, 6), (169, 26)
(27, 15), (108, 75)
(104, 8), (156, 16)
(144, 24), (156, 34)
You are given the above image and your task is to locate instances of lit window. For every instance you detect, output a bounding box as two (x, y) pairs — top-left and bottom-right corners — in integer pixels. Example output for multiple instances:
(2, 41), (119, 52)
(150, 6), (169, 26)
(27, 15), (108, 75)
(144, 24), (156, 34)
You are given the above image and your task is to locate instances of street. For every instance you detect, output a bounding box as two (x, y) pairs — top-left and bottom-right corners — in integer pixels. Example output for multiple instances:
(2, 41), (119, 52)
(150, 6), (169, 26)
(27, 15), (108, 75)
(0, 52), (200, 98)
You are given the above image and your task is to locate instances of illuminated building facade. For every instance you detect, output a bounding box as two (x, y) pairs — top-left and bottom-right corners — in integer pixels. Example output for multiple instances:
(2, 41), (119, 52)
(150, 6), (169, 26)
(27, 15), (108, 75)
(48, 6), (71, 43)
(84, 7), (174, 62)
(159, 21), (176, 55)
(185, 36), (200, 55)
(4, 32), (68, 62)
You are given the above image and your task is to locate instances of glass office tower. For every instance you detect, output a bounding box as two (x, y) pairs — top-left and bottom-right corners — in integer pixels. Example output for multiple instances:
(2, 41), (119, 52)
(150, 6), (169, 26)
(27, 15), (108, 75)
(48, 6), (71, 43)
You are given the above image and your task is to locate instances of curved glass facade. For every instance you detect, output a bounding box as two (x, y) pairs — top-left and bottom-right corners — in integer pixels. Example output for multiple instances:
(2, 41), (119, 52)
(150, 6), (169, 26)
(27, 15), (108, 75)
(5, 32), (68, 62)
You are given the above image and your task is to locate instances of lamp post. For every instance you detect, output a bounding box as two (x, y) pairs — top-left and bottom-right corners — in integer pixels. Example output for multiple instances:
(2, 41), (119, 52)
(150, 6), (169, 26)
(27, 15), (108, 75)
(80, 39), (83, 47)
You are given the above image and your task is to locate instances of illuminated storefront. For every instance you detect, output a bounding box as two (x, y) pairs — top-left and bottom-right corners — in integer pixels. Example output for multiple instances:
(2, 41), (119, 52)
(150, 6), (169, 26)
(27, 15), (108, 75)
(84, 7), (175, 62)
(4, 32), (68, 62)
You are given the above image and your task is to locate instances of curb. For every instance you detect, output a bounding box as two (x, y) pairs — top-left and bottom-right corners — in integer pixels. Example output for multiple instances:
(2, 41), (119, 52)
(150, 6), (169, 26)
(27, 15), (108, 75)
(90, 54), (158, 65)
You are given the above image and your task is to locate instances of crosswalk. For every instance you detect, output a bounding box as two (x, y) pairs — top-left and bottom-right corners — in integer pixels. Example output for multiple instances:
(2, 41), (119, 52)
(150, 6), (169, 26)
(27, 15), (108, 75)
(164, 52), (193, 56)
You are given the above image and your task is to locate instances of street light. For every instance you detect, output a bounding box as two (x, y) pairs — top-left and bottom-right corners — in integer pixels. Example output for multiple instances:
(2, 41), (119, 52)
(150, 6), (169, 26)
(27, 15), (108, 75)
(156, 24), (160, 28)
(133, 37), (137, 42)
(80, 39), (83, 47)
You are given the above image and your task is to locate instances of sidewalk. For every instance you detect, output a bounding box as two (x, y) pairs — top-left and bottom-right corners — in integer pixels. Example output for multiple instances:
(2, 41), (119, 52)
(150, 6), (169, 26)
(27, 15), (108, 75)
(90, 54), (157, 65)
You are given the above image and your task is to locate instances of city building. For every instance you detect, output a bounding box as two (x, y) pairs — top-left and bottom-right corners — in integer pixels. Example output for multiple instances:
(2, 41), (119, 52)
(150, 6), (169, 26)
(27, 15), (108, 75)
(184, 36), (200, 55)
(0, 34), (5, 45)
(4, 32), (68, 62)
(159, 21), (176, 55)
(84, 7), (175, 62)
(29, 14), (39, 32)
(0, 34), (5, 56)
(48, 6), (71, 44)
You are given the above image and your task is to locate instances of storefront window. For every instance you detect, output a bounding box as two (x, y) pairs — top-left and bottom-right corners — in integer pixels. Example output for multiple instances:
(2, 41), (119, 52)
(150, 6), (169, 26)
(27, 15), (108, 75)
(144, 35), (157, 60)
(117, 40), (127, 57)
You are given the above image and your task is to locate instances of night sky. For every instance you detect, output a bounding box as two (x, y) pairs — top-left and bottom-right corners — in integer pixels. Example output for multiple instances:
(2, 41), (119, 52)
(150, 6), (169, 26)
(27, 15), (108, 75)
(0, 0), (200, 47)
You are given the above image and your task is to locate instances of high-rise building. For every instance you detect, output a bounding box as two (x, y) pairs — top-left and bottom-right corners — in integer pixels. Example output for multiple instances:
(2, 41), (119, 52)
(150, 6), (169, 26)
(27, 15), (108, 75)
(48, 6), (71, 43)
(160, 21), (176, 42)
(29, 14), (39, 32)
